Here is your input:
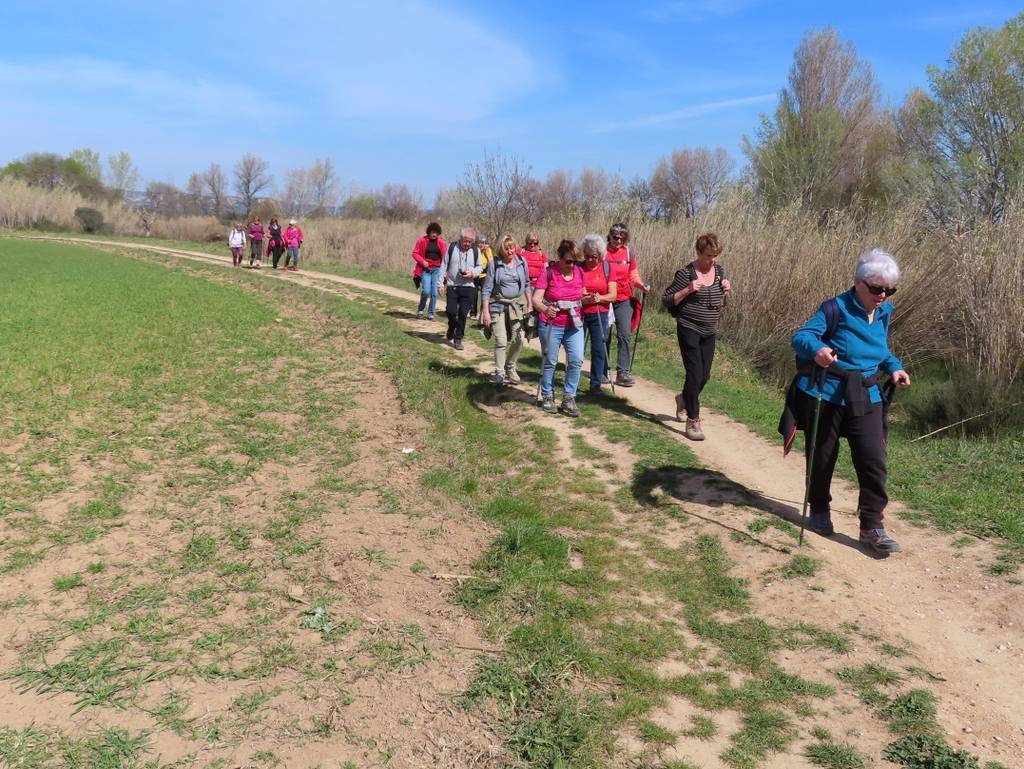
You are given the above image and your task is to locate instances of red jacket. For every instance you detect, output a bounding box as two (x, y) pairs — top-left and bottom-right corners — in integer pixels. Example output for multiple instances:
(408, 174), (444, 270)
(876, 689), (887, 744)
(606, 245), (643, 302)
(411, 235), (447, 269)
(517, 247), (549, 286)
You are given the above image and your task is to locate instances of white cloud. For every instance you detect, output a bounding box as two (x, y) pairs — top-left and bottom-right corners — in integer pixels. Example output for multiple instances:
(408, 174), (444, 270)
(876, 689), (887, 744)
(0, 58), (281, 126)
(280, 0), (548, 130)
(594, 93), (776, 133)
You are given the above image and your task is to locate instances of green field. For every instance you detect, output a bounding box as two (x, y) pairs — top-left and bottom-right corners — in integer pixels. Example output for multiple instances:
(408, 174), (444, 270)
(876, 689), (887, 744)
(0, 239), (1009, 769)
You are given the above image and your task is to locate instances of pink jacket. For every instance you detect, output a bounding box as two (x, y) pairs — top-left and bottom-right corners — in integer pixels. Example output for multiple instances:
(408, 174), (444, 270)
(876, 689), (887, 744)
(248, 223), (264, 241)
(283, 226), (304, 249)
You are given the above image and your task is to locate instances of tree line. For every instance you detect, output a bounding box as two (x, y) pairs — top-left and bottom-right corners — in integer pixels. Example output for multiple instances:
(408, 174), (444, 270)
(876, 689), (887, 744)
(2, 12), (1021, 230)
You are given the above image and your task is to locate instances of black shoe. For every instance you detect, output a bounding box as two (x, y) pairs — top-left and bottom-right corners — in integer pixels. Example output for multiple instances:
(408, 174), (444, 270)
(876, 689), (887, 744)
(859, 528), (901, 554)
(808, 512), (835, 536)
(558, 397), (580, 417)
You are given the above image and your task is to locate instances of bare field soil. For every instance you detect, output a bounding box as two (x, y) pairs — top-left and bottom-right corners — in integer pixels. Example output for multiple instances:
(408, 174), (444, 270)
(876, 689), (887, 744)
(3, 236), (1021, 769)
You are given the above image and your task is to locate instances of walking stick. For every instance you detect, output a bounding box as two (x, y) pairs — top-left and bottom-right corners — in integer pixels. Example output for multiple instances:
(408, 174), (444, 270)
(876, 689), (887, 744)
(798, 366), (829, 547)
(535, 315), (555, 403)
(627, 289), (650, 373)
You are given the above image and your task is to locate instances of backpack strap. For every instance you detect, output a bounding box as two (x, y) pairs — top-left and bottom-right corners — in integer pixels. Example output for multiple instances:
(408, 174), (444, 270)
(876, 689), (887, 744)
(821, 297), (840, 343)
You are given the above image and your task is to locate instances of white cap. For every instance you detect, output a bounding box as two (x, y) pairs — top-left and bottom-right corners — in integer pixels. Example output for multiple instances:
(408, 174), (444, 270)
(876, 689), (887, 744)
(289, 218), (297, 224)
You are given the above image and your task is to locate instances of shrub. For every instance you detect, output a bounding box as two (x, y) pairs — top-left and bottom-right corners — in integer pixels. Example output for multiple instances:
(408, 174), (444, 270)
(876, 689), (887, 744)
(74, 206), (104, 233)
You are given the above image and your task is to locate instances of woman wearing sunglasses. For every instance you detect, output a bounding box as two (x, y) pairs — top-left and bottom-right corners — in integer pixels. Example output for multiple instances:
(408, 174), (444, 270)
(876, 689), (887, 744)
(790, 249), (912, 555)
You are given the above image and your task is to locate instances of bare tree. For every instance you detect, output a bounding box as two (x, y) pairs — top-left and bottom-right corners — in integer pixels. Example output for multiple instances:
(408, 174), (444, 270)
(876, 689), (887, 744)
(456, 150), (534, 238)
(651, 147), (734, 220)
(106, 151), (140, 199)
(233, 154), (273, 217)
(282, 168), (312, 217)
(307, 158), (339, 214)
(535, 169), (576, 221)
(201, 163), (228, 217)
(374, 184), (422, 222)
(185, 173), (206, 214)
(143, 181), (189, 217)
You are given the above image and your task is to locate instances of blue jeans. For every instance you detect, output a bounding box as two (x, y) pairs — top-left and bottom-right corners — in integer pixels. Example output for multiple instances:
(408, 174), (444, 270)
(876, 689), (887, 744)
(418, 267), (440, 315)
(540, 322), (584, 399)
(285, 246), (300, 267)
(583, 312), (609, 390)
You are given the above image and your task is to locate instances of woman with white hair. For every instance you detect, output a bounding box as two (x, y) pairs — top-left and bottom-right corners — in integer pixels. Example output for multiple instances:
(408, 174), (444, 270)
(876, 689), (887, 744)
(787, 248), (912, 554)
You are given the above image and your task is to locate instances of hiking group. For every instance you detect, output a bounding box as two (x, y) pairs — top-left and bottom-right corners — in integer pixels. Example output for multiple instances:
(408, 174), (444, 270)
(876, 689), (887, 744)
(228, 217), (304, 271)
(411, 223), (912, 554)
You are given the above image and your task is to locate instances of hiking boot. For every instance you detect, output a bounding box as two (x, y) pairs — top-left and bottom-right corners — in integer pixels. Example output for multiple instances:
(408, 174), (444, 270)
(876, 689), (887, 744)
(493, 372), (505, 387)
(427, 314), (435, 320)
(859, 528), (901, 554)
(504, 367), (521, 384)
(558, 397), (580, 417)
(541, 396), (557, 413)
(416, 311), (423, 320)
(453, 339), (464, 350)
(589, 386), (603, 396)
(674, 393), (685, 422)
(684, 418), (705, 441)
(616, 371), (636, 387)
(808, 512), (835, 536)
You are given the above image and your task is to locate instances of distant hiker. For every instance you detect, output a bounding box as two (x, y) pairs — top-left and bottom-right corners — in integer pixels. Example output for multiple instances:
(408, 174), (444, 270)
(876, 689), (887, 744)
(605, 223), (649, 387)
(471, 233), (493, 319)
(662, 232), (732, 441)
(228, 223), (246, 267)
(266, 217), (285, 269)
(411, 222), (446, 319)
(579, 233), (617, 395)
(440, 227), (485, 350)
(534, 239), (586, 417)
(247, 216), (264, 269)
(783, 248), (911, 554)
(282, 219), (304, 271)
(519, 233), (549, 348)
(481, 235), (530, 387)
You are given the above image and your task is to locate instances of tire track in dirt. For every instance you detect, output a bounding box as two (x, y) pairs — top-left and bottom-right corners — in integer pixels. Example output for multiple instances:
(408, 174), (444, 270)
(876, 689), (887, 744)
(27, 235), (1024, 765)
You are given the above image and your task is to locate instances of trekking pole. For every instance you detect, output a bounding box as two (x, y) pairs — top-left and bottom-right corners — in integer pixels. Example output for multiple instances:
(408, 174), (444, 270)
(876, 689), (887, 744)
(627, 288), (650, 374)
(798, 366), (828, 547)
(535, 315), (555, 403)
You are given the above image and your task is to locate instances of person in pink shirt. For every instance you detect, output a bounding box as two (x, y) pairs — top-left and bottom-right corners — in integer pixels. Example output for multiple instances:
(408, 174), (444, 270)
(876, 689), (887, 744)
(410, 222), (446, 319)
(247, 216), (264, 269)
(282, 219), (304, 271)
(533, 239), (586, 417)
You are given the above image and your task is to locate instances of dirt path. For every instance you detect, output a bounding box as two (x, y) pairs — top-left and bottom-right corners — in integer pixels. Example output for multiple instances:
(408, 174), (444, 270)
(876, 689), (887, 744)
(29, 235), (1024, 765)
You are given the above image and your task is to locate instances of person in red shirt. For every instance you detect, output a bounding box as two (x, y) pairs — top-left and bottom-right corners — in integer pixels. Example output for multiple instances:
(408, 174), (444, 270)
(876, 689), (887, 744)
(519, 232), (549, 286)
(579, 234), (617, 395)
(605, 223), (649, 386)
(410, 222), (446, 319)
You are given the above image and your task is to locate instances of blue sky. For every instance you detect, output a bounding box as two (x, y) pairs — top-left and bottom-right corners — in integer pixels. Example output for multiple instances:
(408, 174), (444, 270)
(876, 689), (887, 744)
(1, 1), (1018, 197)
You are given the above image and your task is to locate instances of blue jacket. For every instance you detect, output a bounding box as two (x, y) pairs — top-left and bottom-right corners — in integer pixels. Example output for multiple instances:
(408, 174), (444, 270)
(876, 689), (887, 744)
(791, 288), (903, 406)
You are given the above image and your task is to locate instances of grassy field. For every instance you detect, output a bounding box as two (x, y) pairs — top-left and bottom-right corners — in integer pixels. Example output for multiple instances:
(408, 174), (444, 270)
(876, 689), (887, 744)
(0, 238), (1010, 769)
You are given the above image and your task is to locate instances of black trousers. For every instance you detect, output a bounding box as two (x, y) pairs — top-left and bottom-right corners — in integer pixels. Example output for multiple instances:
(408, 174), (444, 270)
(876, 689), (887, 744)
(271, 246), (284, 268)
(446, 285), (477, 340)
(798, 391), (888, 529)
(676, 325), (716, 419)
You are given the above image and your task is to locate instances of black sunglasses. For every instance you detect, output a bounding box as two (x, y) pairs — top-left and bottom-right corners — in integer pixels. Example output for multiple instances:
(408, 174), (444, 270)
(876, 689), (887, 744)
(864, 281), (897, 297)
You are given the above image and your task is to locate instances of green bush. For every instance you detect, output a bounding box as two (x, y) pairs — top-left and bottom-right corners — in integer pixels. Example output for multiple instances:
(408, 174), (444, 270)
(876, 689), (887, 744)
(74, 207), (104, 233)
